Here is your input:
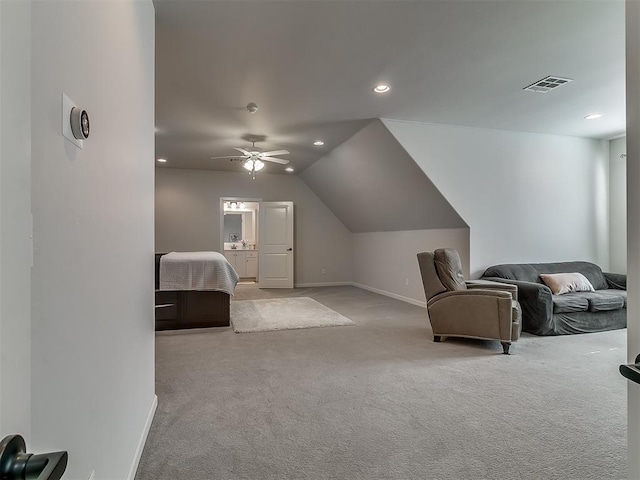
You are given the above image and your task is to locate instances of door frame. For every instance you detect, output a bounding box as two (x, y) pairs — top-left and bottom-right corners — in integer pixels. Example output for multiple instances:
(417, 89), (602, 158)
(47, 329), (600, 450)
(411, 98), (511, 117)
(219, 197), (262, 253)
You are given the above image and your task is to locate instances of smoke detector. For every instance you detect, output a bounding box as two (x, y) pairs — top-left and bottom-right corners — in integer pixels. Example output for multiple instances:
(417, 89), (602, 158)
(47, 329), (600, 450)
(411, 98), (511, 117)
(523, 76), (573, 93)
(246, 102), (258, 114)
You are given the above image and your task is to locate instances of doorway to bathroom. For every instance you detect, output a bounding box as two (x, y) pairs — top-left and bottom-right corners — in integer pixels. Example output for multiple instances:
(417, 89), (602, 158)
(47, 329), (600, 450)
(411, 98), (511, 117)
(221, 197), (260, 284)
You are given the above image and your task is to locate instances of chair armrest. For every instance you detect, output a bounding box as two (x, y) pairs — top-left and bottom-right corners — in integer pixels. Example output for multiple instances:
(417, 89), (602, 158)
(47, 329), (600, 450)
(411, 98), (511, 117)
(480, 277), (553, 334)
(429, 289), (512, 304)
(604, 272), (626, 290)
(466, 280), (518, 301)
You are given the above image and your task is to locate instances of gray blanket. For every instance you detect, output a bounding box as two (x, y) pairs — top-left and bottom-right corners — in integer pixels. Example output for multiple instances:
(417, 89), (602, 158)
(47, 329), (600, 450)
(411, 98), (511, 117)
(159, 251), (239, 296)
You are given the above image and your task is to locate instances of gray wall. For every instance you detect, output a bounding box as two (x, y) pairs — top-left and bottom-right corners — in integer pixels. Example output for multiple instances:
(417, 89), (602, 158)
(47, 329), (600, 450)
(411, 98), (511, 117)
(301, 119), (466, 232)
(30, 2), (156, 479)
(0, 0), (32, 438)
(353, 228), (470, 305)
(609, 137), (626, 273)
(384, 119), (610, 277)
(156, 168), (353, 285)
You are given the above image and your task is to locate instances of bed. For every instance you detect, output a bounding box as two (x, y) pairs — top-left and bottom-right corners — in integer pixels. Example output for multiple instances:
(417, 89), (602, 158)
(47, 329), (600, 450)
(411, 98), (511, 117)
(155, 251), (239, 331)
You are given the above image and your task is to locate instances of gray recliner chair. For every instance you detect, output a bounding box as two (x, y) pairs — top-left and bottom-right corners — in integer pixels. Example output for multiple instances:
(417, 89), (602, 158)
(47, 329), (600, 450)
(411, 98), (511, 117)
(417, 248), (522, 354)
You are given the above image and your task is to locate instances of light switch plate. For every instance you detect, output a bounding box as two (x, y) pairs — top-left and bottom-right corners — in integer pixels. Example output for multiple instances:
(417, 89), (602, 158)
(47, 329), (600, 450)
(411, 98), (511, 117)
(62, 93), (83, 149)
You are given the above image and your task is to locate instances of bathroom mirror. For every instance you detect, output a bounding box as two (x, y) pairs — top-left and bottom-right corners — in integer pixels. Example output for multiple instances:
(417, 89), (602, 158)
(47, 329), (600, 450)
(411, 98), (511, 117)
(223, 213), (242, 242)
(223, 211), (255, 242)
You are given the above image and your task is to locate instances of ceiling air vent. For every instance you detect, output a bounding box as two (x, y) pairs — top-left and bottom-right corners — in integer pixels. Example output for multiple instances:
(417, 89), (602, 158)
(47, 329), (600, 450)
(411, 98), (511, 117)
(523, 76), (573, 93)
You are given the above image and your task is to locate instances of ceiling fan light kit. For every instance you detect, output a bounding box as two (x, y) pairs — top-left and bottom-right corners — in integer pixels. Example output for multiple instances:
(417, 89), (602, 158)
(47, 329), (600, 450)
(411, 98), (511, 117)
(211, 139), (290, 178)
(243, 159), (264, 172)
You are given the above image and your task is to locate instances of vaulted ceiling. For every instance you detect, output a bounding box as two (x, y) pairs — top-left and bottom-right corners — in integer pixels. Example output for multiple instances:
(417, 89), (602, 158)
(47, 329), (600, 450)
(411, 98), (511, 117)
(154, 0), (625, 175)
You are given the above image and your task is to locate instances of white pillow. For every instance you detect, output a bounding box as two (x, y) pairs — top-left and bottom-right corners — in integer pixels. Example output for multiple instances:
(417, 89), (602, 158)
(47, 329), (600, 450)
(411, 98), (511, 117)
(540, 272), (595, 295)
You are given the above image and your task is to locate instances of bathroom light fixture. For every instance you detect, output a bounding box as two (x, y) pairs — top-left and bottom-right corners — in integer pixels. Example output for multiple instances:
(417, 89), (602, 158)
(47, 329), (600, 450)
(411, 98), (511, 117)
(584, 113), (602, 120)
(157, 158), (167, 163)
(243, 159), (264, 172)
(373, 84), (390, 93)
(313, 140), (324, 146)
(285, 167), (294, 172)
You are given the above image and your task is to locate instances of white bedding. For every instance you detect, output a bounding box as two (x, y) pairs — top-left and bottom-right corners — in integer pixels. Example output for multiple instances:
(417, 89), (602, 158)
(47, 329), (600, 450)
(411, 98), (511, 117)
(159, 251), (239, 295)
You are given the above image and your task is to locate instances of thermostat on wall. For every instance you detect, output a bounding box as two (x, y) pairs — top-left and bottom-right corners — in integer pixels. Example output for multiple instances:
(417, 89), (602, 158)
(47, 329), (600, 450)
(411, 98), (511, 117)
(70, 107), (90, 140)
(62, 93), (89, 149)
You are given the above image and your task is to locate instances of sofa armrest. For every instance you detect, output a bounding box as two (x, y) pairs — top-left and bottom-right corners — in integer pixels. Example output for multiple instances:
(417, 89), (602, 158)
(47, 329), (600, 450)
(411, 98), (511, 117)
(466, 279), (518, 301)
(604, 272), (626, 290)
(480, 277), (553, 334)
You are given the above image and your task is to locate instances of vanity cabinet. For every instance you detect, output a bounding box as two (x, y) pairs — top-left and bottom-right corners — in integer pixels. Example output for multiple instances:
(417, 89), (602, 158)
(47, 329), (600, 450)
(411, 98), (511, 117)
(245, 251), (258, 277)
(225, 250), (258, 278)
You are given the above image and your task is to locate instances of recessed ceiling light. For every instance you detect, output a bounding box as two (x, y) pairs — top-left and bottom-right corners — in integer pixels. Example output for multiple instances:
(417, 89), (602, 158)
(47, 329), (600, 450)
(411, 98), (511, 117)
(584, 113), (603, 120)
(157, 158), (167, 163)
(285, 167), (294, 173)
(373, 84), (390, 94)
(313, 140), (324, 146)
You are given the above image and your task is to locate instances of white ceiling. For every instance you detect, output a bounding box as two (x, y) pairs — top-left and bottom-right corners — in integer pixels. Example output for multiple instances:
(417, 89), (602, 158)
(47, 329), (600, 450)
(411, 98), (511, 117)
(154, 0), (625, 175)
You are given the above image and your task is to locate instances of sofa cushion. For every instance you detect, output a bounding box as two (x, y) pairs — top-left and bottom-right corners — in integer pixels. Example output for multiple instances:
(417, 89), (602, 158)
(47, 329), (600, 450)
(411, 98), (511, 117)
(482, 261), (609, 290)
(579, 291), (625, 312)
(482, 263), (540, 283)
(599, 289), (627, 307)
(552, 294), (589, 313)
(532, 262), (609, 290)
(540, 272), (595, 295)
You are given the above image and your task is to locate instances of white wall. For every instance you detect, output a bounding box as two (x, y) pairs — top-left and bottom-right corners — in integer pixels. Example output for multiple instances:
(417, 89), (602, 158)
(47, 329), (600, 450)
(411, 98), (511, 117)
(0, 0), (32, 439)
(610, 137), (627, 273)
(156, 168), (353, 286)
(353, 229), (470, 305)
(384, 119), (610, 277)
(30, 2), (155, 479)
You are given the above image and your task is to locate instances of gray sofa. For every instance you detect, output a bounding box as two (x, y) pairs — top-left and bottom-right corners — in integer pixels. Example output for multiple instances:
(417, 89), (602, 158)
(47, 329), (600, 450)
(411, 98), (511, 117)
(480, 261), (626, 336)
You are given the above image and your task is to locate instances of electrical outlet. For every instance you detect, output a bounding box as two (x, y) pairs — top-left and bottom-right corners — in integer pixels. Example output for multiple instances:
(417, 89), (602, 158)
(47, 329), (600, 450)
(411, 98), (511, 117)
(321, 268), (326, 274)
(405, 278), (409, 286)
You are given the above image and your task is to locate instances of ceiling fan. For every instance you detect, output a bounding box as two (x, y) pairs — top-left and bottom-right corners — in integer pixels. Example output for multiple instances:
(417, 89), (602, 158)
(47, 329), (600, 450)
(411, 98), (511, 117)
(211, 141), (290, 179)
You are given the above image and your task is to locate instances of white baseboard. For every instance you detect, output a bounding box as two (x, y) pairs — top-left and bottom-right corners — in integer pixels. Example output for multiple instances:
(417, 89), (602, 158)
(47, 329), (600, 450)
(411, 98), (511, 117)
(127, 394), (158, 480)
(351, 282), (426, 308)
(294, 282), (353, 288)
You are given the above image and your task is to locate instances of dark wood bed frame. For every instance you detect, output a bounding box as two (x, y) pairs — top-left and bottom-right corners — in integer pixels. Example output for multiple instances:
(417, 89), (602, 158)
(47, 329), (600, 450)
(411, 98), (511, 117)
(155, 253), (231, 331)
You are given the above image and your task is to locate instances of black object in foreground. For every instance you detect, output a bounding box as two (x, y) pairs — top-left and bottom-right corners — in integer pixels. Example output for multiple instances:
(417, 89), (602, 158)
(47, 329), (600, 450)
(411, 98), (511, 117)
(620, 354), (640, 385)
(0, 434), (67, 480)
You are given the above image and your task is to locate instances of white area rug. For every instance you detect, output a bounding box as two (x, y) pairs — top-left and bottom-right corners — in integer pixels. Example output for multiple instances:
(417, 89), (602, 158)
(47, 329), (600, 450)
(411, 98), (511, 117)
(231, 297), (354, 333)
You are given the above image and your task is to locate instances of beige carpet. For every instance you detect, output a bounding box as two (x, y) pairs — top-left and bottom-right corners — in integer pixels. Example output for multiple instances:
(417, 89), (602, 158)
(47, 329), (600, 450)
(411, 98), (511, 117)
(231, 296), (354, 333)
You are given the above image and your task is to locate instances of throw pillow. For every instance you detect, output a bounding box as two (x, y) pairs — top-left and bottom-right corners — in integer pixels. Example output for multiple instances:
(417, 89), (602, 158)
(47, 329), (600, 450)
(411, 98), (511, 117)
(539, 272), (595, 295)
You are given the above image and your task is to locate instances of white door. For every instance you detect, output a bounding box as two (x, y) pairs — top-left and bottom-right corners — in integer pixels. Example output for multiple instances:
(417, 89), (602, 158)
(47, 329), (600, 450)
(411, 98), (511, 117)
(258, 201), (294, 288)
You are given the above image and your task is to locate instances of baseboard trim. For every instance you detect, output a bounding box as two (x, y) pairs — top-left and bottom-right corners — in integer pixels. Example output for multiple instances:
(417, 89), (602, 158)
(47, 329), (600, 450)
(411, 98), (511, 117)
(127, 394), (158, 480)
(351, 282), (426, 308)
(294, 282), (353, 288)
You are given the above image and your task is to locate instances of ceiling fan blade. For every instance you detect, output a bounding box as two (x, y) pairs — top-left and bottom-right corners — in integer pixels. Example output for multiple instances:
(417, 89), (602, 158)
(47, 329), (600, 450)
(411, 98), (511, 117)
(210, 155), (246, 160)
(261, 150), (289, 157)
(233, 147), (250, 155)
(261, 156), (290, 165)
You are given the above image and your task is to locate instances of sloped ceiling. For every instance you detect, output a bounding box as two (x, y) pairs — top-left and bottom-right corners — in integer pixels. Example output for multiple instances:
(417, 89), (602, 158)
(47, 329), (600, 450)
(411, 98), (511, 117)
(300, 120), (466, 233)
(154, 1), (624, 174)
